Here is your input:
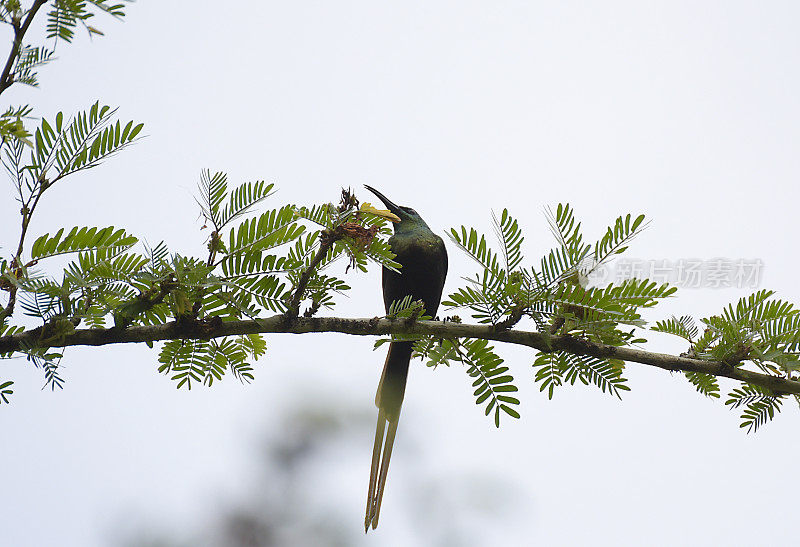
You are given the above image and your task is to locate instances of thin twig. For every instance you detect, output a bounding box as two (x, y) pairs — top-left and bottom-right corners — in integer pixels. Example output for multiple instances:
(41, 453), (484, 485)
(0, 164), (46, 322)
(0, 0), (48, 93)
(284, 230), (339, 317)
(0, 0), (48, 322)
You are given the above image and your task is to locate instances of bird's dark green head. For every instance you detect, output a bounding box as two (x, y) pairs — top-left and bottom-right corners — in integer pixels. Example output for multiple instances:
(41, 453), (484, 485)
(364, 185), (430, 232)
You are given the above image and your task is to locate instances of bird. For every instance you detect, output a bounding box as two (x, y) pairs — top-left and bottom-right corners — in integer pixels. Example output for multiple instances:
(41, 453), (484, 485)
(362, 185), (448, 531)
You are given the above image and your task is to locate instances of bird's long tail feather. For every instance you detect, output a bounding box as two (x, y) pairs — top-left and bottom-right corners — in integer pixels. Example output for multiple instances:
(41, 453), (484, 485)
(365, 342), (411, 531)
(371, 419), (397, 528)
(365, 410), (398, 530)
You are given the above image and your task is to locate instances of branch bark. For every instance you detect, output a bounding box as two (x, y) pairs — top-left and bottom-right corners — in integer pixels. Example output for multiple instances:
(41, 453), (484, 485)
(2, 316), (799, 396)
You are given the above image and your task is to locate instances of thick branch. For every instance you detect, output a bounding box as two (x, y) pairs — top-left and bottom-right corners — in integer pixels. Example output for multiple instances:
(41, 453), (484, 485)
(2, 316), (799, 396)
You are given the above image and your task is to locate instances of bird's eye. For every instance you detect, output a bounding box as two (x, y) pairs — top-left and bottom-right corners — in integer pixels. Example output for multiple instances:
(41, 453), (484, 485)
(404, 208), (417, 215)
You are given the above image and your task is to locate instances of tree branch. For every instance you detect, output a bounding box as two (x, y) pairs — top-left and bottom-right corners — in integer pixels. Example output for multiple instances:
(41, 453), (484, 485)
(285, 235), (335, 317)
(2, 316), (799, 396)
(0, 0), (48, 93)
(0, 0), (49, 323)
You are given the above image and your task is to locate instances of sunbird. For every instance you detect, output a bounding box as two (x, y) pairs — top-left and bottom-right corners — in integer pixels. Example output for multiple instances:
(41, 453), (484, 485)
(363, 185), (448, 531)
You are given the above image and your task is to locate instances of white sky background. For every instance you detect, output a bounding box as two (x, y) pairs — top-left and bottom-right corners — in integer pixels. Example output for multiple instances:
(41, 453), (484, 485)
(2, 1), (799, 545)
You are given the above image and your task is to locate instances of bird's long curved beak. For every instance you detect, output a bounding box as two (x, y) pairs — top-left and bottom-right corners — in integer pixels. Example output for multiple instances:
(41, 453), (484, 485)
(364, 185), (401, 223)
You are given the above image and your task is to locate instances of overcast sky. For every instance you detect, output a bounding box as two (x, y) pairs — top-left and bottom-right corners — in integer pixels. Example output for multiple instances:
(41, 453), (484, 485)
(2, 2), (800, 546)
